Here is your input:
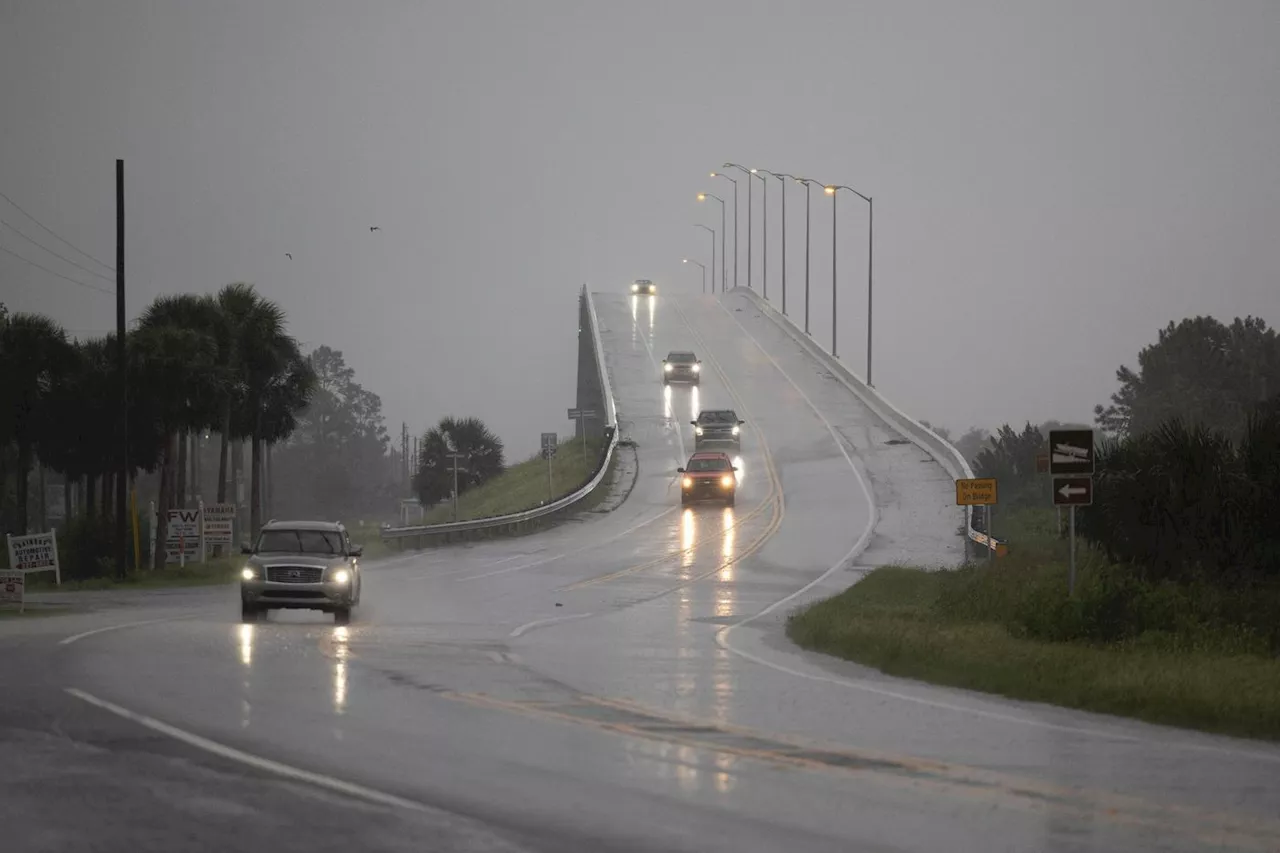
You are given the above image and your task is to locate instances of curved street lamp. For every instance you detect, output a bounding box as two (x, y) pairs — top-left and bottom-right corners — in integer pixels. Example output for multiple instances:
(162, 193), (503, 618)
(722, 164), (754, 289)
(694, 224), (716, 294)
(696, 192), (727, 293)
(824, 184), (873, 372)
(682, 258), (706, 294)
(796, 177), (822, 336)
(709, 173), (739, 289)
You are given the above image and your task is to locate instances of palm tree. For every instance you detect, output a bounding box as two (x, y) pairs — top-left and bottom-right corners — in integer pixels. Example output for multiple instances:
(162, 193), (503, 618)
(129, 320), (219, 569)
(0, 313), (75, 533)
(413, 416), (505, 506)
(248, 343), (315, 531)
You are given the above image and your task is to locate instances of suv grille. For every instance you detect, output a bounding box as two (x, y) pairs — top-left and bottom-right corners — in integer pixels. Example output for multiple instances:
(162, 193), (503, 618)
(266, 566), (325, 584)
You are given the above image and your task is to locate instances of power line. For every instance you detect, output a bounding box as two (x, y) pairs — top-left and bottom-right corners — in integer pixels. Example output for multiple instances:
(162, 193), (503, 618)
(0, 187), (116, 274)
(0, 216), (116, 282)
(0, 243), (114, 296)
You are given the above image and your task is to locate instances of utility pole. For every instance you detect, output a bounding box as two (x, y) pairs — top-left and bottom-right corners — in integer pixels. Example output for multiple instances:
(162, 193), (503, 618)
(401, 422), (408, 491)
(115, 159), (128, 580)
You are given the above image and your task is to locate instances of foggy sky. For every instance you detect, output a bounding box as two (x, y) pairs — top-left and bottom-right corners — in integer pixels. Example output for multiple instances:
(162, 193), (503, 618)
(2, 0), (1278, 457)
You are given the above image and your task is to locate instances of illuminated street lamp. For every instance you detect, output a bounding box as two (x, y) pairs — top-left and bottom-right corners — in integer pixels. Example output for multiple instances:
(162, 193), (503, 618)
(722, 164), (754, 289)
(694, 224), (716, 294)
(682, 258), (706, 293)
(824, 184), (873, 375)
(709, 173), (738, 289)
(696, 192), (727, 292)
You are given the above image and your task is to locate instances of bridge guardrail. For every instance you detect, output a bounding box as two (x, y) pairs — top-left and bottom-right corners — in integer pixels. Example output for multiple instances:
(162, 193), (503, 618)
(380, 287), (619, 547)
(735, 287), (999, 559)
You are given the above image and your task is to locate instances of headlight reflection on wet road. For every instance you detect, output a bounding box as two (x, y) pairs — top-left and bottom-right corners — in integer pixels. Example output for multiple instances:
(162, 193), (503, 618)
(719, 507), (735, 581)
(237, 623), (254, 668)
(663, 384), (673, 421)
(680, 508), (696, 569)
(332, 626), (349, 714)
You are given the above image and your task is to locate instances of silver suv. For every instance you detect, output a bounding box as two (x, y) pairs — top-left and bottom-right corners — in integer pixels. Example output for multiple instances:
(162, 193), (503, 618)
(239, 520), (363, 624)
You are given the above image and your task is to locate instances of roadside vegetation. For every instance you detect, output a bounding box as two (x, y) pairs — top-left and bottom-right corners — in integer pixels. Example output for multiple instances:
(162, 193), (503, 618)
(795, 313), (1280, 740)
(420, 435), (607, 524)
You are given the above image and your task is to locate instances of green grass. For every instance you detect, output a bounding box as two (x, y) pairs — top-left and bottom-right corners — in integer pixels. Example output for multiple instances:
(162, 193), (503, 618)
(787, 508), (1280, 741)
(24, 556), (240, 592)
(420, 436), (607, 524)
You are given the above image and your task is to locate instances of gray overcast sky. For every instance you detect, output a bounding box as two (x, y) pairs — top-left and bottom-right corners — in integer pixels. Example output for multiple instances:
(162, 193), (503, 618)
(2, 0), (1278, 456)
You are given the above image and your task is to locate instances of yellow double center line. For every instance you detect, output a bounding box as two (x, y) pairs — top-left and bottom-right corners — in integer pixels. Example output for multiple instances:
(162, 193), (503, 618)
(562, 297), (786, 592)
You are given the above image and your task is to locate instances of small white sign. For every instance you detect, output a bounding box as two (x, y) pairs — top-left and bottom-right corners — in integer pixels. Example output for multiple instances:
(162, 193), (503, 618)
(202, 503), (235, 547)
(6, 531), (61, 584)
(0, 571), (24, 611)
(165, 508), (202, 564)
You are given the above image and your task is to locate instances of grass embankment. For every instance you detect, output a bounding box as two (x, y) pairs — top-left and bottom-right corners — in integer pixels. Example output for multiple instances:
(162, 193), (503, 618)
(787, 508), (1280, 740)
(420, 436), (607, 524)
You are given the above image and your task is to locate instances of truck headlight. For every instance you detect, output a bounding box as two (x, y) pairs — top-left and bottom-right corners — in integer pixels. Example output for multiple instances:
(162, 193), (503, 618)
(682, 477), (693, 489)
(720, 475), (734, 488)
(732, 425), (740, 435)
(692, 364), (701, 373)
(240, 567), (257, 581)
(331, 569), (351, 584)
(664, 363), (672, 372)
(695, 427), (703, 435)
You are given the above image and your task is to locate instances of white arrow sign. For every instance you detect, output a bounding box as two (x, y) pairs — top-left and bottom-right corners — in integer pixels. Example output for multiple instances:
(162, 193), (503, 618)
(1058, 483), (1088, 498)
(1052, 443), (1089, 462)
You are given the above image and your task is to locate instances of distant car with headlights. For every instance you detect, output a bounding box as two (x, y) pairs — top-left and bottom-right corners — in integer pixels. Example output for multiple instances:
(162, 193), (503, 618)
(239, 520), (363, 624)
(631, 279), (656, 295)
(692, 409), (744, 449)
(662, 350), (701, 385)
(678, 451), (738, 506)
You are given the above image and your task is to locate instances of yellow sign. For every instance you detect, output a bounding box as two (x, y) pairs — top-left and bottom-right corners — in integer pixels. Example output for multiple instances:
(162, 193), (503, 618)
(956, 477), (998, 506)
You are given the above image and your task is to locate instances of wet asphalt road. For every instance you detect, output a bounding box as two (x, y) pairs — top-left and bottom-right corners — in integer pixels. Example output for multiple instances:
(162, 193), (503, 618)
(4, 290), (1280, 852)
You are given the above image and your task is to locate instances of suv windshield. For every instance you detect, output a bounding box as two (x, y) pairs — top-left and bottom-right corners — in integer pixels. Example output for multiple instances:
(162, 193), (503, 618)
(256, 529), (344, 555)
(699, 411), (738, 424)
(668, 352), (696, 363)
(687, 456), (730, 472)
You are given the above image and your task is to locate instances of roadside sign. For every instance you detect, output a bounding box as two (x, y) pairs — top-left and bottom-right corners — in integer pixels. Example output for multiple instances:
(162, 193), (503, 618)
(6, 531), (61, 585)
(202, 503), (235, 547)
(541, 432), (558, 460)
(1048, 429), (1095, 476)
(1035, 452), (1049, 474)
(165, 508), (201, 565)
(1053, 477), (1094, 506)
(567, 408), (597, 420)
(955, 478), (998, 506)
(0, 571), (24, 613)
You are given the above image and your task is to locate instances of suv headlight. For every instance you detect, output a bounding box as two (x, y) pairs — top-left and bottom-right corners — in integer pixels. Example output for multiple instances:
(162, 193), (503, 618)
(331, 568), (351, 584)
(664, 363), (672, 372)
(631, 284), (639, 292)
(241, 566), (258, 581)
(720, 475), (734, 488)
(695, 427), (704, 435)
(682, 477), (693, 489)
(692, 364), (700, 373)
(732, 425), (740, 435)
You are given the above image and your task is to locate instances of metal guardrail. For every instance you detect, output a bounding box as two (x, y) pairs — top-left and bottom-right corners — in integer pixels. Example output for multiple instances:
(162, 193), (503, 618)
(735, 287), (999, 558)
(380, 288), (619, 545)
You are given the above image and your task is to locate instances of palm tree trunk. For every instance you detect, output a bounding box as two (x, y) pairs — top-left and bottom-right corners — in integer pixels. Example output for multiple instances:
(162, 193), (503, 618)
(102, 472), (113, 523)
(85, 473), (97, 517)
(37, 462), (47, 531)
(250, 421), (263, 539)
(176, 429), (188, 508)
(15, 442), (32, 534)
(217, 401), (231, 503)
(64, 475), (73, 521)
(153, 434), (174, 571)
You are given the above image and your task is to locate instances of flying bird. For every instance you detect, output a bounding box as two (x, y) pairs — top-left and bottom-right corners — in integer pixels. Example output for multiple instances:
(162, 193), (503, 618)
(370, 226), (381, 232)
(285, 253), (292, 260)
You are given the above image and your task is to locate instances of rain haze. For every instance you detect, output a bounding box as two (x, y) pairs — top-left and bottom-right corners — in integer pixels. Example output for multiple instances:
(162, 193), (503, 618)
(3, 0), (1279, 455)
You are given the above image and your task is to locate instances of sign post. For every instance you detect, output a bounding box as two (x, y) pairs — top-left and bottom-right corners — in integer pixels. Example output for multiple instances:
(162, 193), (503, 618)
(447, 452), (469, 523)
(567, 408), (597, 460)
(1049, 429), (1095, 595)
(955, 477), (999, 562)
(541, 432), (558, 501)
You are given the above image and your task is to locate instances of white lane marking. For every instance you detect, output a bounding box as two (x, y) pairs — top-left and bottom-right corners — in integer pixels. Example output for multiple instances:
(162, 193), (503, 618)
(64, 688), (434, 811)
(713, 294), (1280, 761)
(508, 612), (594, 638)
(453, 506), (678, 583)
(60, 615), (197, 647)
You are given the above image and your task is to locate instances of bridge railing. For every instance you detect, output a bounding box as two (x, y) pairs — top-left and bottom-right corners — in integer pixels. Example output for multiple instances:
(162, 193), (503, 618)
(734, 287), (1001, 560)
(379, 288), (619, 547)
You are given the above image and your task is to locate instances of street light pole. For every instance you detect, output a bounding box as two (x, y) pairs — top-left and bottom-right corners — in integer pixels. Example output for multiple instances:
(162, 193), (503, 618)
(797, 178), (821, 336)
(711, 173), (738, 289)
(825, 184), (873, 378)
(774, 173), (796, 316)
(682, 258), (706, 293)
(694, 224), (715, 295)
(723, 164), (753, 289)
(829, 187), (838, 357)
(751, 169), (769, 299)
(697, 192), (727, 293)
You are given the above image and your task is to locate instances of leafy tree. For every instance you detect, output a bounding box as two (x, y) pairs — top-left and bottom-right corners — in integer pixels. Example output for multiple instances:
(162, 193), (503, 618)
(0, 313), (76, 532)
(413, 417), (505, 506)
(1095, 315), (1280, 440)
(972, 422), (1048, 509)
(953, 427), (992, 467)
